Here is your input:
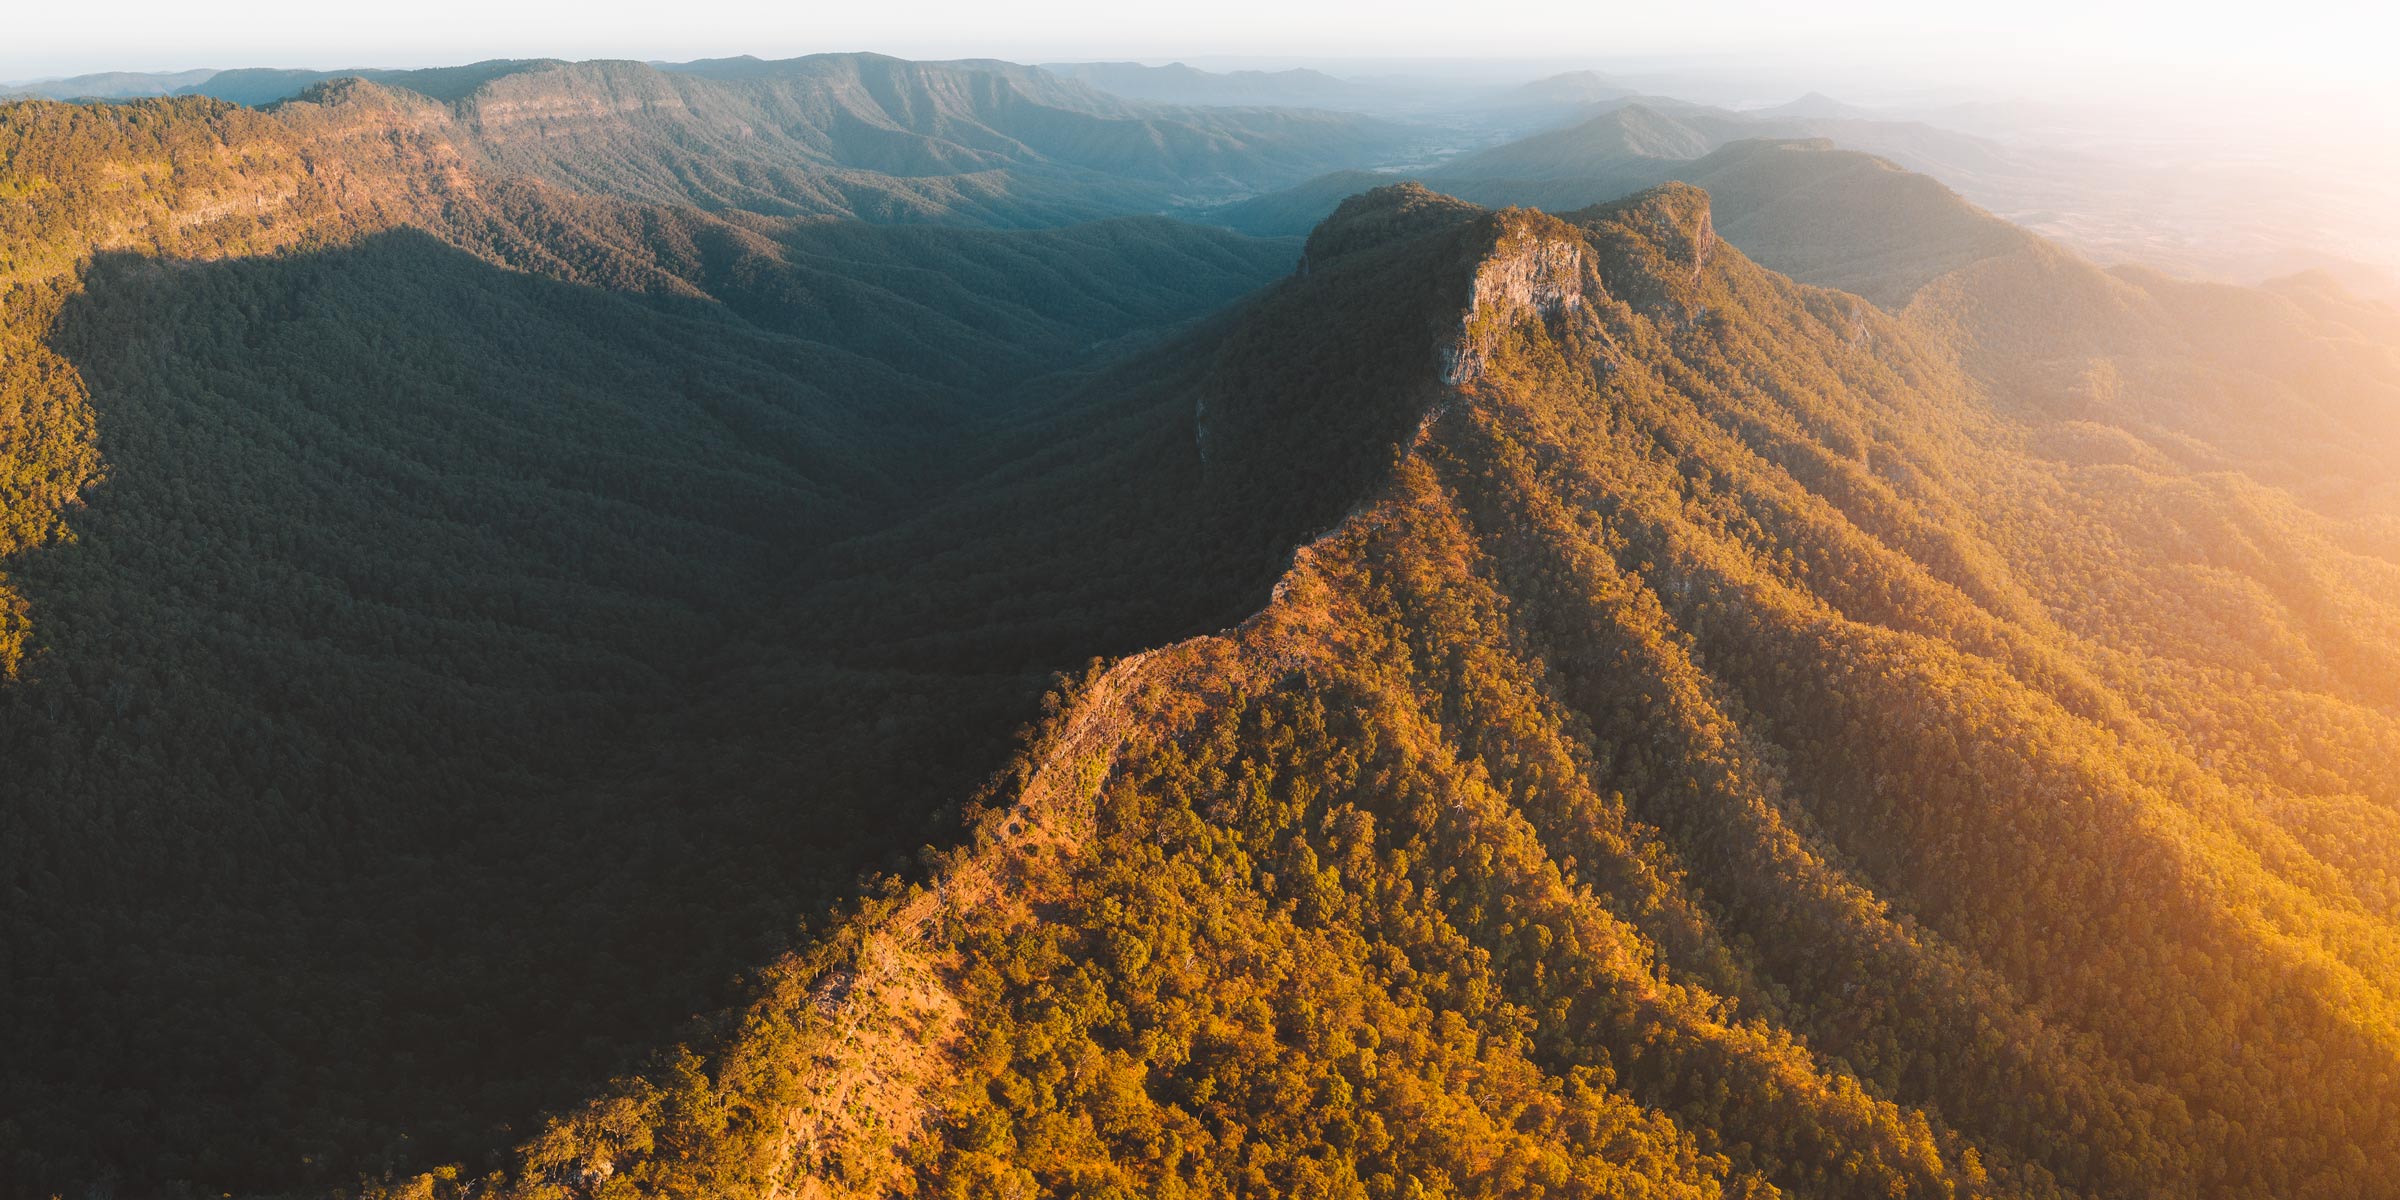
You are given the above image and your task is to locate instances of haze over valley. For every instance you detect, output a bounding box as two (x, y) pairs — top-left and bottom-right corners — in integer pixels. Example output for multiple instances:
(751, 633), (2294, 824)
(14, 43), (2391, 294)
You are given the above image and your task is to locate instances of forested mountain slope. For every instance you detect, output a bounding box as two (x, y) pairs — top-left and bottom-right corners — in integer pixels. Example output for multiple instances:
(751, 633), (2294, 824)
(411, 184), (2400, 1200)
(0, 89), (1308, 1194)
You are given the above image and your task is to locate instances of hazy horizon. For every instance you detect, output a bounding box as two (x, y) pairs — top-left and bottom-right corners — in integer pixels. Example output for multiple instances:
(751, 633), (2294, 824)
(9, 0), (2398, 119)
(16, 16), (2395, 286)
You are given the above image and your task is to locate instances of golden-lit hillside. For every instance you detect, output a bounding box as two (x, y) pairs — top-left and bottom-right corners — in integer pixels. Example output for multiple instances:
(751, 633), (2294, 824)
(430, 184), (2400, 1200)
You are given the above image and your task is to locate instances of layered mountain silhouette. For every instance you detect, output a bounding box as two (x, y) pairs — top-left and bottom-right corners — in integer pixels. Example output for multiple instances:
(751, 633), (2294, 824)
(14, 56), (2383, 296)
(1749, 91), (1881, 121)
(1214, 119), (2025, 308)
(11, 55), (1409, 223)
(1213, 92), (2398, 297)
(5, 50), (2400, 1200)
(1040, 61), (1375, 109)
(1506, 68), (1639, 108)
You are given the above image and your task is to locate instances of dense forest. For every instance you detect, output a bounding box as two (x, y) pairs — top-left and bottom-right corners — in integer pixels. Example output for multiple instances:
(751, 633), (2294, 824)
(4, 53), (2400, 1200)
(385, 183), (2400, 1200)
(0, 82), (1326, 1192)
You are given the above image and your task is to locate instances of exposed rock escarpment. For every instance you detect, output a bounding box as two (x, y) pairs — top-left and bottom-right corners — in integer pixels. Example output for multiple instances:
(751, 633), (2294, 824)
(1445, 211), (1592, 384)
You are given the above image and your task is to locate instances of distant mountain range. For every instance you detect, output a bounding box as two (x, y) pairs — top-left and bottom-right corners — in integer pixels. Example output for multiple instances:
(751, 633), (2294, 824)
(9, 56), (1410, 114)
(1744, 89), (1881, 121)
(9, 58), (2389, 295)
(11, 55), (1415, 225)
(1211, 124), (2026, 309)
(1203, 95), (2400, 298)
(1039, 60), (1373, 108)
(0, 66), (221, 98)
(1508, 68), (1637, 106)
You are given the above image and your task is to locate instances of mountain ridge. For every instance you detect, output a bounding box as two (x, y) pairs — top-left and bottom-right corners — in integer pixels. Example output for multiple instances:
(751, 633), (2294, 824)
(350, 179), (2400, 1199)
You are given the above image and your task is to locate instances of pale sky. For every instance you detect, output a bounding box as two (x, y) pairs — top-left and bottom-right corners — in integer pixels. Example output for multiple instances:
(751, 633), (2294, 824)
(5, 0), (2396, 109)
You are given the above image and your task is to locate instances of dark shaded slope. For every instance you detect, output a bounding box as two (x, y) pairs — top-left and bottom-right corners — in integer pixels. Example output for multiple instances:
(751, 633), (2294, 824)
(5, 234), (900, 1192)
(760, 184), (1495, 679)
(458, 178), (1300, 385)
(0, 219), (1288, 1193)
(0, 93), (1304, 1197)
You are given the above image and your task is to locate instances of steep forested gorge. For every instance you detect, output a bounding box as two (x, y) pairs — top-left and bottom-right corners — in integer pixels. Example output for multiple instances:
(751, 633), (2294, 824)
(3, 54), (2399, 1200)
(0, 73), (1323, 1192)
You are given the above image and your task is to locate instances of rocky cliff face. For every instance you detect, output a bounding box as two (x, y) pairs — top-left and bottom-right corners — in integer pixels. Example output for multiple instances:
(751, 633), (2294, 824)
(1445, 210), (1593, 385)
(456, 62), (698, 143)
